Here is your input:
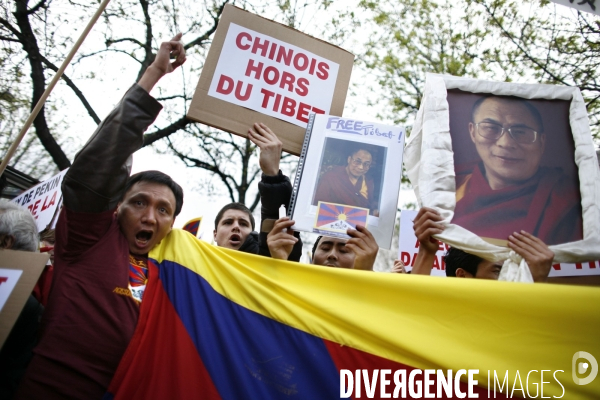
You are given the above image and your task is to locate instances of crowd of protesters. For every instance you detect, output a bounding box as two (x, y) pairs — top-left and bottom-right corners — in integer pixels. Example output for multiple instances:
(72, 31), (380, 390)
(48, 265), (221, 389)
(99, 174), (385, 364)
(0, 33), (563, 399)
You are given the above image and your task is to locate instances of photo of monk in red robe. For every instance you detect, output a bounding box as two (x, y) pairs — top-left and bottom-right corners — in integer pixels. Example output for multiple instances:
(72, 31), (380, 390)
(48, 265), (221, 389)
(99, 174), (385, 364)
(312, 142), (383, 216)
(449, 91), (583, 246)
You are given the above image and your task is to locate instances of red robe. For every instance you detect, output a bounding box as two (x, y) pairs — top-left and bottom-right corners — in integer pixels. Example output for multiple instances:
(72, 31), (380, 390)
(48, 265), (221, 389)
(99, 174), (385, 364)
(452, 163), (583, 246)
(313, 166), (377, 215)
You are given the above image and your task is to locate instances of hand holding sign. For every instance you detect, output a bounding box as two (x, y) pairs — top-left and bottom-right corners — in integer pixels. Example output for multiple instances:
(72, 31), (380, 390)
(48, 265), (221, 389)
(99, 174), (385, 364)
(411, 207), (445, 276)
(248, 122), (282, 176)
(413, 207), (444, 255)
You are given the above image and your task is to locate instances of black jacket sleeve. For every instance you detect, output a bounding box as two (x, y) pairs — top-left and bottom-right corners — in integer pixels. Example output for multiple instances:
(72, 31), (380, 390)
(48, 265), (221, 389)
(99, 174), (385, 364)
(62, 84), (163, 213)
(257, 171), (302, 262)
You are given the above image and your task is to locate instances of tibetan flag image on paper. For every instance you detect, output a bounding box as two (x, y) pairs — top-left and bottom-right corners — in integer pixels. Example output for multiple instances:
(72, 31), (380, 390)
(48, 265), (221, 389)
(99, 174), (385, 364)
(105, 229), (600, 400)
(313, 201), (368, 236)
(181, 217), (203, 238)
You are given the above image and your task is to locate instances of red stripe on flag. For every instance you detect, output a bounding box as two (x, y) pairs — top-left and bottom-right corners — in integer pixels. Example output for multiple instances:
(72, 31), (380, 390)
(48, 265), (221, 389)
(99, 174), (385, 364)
(107, 261), (221, 400)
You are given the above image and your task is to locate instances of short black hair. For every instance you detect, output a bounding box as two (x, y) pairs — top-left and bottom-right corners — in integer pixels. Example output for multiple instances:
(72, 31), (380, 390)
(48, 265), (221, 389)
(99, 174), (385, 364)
(311, 236), (323, 262)
(471, 95), (544, 133)
(122, 171), (183, 217)
(444, 247), (482, 277)
(215, 202), (255, 231)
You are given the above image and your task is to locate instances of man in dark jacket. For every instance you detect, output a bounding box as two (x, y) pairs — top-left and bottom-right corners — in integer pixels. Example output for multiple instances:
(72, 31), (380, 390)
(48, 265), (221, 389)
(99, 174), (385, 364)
(213, 122), (302, 261)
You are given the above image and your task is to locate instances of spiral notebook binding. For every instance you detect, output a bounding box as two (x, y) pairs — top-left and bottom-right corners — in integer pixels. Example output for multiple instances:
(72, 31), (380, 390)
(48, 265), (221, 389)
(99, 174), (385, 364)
(288, 113), (316, 218)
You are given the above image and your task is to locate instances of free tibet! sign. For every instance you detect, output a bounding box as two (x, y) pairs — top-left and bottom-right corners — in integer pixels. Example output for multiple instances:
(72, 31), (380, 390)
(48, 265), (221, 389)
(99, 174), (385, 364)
(187, 4), (354, 155)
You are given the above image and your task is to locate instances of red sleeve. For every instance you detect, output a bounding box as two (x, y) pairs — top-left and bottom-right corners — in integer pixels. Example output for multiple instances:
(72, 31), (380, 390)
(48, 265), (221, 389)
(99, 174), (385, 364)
(32, 265), (53, 306)
(55, 207), (117, 261)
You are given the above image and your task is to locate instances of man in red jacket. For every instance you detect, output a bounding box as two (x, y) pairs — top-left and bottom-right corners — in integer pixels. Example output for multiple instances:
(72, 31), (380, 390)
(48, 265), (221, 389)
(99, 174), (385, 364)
(17, 34), (186, 399)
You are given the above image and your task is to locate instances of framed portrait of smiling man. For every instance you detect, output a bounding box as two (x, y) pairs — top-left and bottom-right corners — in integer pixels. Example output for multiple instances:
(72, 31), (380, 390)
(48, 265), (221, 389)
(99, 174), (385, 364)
(405, 74), (600, 272)
(448, 90), (582, 246)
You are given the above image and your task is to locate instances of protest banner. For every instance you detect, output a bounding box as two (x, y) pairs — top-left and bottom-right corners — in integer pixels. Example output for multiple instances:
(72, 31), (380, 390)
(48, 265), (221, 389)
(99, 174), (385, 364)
(404, 74), (600, 279)
(289, 114), (405, 249)
(12, 169), (67, 232)
(0, 249), (48, 347)
(398, 209), (600, 279)
(187, 4), (354, 155)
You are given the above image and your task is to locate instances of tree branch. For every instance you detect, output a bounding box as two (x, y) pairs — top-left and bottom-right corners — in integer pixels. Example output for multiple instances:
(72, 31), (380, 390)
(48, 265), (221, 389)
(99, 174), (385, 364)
(167, 138), (237, 201)
(0, 35), (20, 42)
(135, 0), (155, 81)
(13, 0), (70, 169)
(482, 2), (570, 88)
(0, 16), (24, 39)
(184, 1), (227, 50)
(155, 94), (189, 101)
(39, 54), (101, 124)
(142, 116), (190, 146)
(248, 191), (260, 212)
(106, 37), (144, 47)
(76, 48), (142, 65)
(26, 0), (46, 15)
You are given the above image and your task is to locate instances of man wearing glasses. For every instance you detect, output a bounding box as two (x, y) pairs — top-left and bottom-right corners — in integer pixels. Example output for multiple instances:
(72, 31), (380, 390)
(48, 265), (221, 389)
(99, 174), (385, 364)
(451, 95), (583, 245)
(313, 148), (379, 215)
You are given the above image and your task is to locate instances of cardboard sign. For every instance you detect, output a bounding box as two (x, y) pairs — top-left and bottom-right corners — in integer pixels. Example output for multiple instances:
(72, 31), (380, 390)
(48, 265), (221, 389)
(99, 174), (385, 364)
(0, 249), (48, 347)
(187, 4), (354, 155)
(0, 269), (22, 313)
(208, 23), (339, 126)
(398, 209), (600, 278)
(12, 169), (67, 232)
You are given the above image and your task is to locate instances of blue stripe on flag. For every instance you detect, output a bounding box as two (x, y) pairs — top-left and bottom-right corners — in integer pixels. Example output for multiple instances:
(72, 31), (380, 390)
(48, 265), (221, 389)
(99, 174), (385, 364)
(157, 259), (340, 399)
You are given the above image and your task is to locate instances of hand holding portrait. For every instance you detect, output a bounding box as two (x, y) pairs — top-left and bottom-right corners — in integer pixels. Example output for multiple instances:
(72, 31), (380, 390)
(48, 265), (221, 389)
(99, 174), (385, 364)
(345, 224), (378, 271)
(507, 231), (554, 282)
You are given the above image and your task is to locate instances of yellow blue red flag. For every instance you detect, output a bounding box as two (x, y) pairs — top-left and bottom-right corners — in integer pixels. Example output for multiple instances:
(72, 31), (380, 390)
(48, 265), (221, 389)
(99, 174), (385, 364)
(106, 229), (600, 399)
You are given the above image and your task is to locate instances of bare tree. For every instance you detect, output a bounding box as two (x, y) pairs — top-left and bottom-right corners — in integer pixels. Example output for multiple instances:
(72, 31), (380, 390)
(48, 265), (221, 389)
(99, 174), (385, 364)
(1, 0), (337, 209)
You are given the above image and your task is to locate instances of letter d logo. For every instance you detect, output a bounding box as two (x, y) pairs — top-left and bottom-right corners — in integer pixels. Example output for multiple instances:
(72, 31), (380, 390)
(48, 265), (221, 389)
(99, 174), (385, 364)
(572, 351), (598, 385)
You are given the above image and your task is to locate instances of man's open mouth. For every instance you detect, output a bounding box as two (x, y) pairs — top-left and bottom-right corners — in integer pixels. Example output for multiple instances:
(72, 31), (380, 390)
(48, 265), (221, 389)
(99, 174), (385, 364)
(135, 230), (154, 245)
(229, 234), (241, 245)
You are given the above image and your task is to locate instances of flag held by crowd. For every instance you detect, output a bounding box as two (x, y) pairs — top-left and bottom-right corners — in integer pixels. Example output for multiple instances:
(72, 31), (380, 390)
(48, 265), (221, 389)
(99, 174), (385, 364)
(106, 229), (600, 399)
